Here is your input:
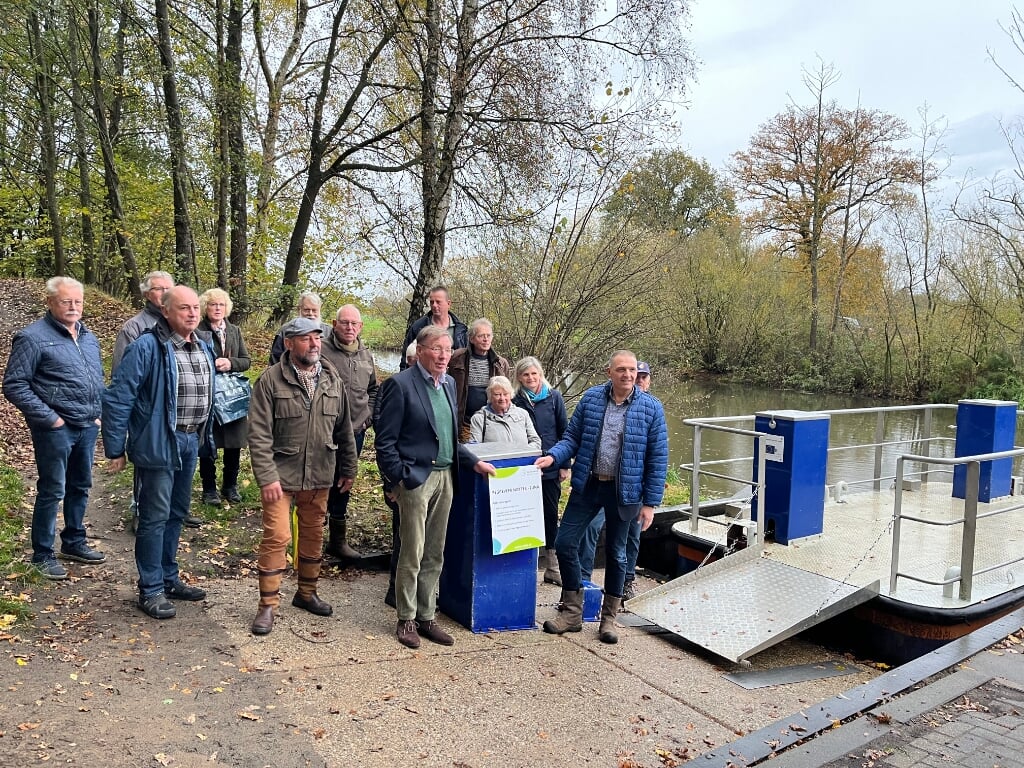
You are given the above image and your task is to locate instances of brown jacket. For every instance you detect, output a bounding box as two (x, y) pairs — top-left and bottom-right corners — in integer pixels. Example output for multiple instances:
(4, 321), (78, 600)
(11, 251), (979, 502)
(319, 334), (378, 433)
(446, 347), (512, 428)
(248, 354), (357, 491)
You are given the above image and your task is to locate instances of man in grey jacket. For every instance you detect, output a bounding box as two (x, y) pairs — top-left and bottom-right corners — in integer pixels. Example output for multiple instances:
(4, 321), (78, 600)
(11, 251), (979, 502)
(3, 277), (106, 580)
(320, 304), (378, 562)
(248, 317), (358, 635)
(112, 271), (174, 370)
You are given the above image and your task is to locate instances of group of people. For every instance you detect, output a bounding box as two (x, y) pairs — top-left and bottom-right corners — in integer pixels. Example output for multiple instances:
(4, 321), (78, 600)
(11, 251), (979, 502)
(3, 277), (668, 650)
(382, 286), (668, 647)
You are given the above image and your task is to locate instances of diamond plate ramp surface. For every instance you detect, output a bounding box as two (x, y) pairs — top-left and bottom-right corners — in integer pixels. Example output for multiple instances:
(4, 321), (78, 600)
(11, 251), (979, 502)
(627, 547), (880, 662)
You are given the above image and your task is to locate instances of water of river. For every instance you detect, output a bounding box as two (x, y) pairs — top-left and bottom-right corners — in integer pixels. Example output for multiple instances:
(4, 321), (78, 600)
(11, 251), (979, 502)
(374, 350), (1008, 497)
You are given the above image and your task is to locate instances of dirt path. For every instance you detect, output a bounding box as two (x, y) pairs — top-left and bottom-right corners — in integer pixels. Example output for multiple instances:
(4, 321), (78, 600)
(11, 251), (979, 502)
(0, 281), (326, 766)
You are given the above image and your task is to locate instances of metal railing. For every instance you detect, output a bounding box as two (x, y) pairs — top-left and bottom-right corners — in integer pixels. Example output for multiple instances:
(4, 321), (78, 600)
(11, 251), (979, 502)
(890, 448), (1024, 601)
(683, 416), (769, 544)
(814, 404), (957, 491)
(682, 403), (957, 520)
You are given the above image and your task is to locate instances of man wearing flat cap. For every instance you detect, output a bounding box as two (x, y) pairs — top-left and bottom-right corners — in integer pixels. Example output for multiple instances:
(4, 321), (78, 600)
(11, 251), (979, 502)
(247, 316), (358, 635)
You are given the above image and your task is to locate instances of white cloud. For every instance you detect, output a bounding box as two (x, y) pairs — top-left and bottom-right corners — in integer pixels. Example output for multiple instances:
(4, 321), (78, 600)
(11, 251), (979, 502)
(682, 0), (1024, 182)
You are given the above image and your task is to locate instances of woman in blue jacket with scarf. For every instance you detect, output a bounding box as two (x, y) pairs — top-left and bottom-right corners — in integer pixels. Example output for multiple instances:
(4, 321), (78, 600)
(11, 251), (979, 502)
(512, 356), (569, 586)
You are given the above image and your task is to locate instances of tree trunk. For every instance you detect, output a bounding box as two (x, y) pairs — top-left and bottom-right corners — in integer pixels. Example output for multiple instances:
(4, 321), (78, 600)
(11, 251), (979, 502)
(67, 18), (98, 284)
(30, 9), (65, 276)
(273, 165), (322, 324)
(411, 0), (479, 329)
(412, 0), (442, 328)
(155, 0), (195, 285)
(251, 0), (308, 279)
(225, 0), (248, 315)
(88, 2), (141, 304)
(213, 0), (229, 290)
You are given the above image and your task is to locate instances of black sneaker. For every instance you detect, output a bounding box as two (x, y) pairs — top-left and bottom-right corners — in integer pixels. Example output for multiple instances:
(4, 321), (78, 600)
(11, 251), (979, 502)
(202, 489), (221, 506)
(138, 592), (176, 619)
(182, 513), (203, 528)
(165, 580), (206, 601)
(59, 543), (106, 564)
(33, 557), (68, 580)
(622, 579), (637, 601)
(222, 486), (242, 504)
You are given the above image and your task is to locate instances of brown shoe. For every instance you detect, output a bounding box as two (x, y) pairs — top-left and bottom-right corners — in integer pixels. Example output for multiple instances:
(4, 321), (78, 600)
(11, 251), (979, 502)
(415, 618), (454, 646)
(251, 606), (274, 635)
(397, 619), (420, 649)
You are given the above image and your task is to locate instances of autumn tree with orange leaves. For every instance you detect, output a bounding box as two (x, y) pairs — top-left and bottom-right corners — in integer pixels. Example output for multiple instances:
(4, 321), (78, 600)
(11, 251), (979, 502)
(730, 64), (923, 354)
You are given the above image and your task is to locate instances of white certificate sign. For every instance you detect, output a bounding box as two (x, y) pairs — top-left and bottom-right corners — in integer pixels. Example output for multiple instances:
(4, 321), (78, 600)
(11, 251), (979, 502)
(488, 465), (545, 555)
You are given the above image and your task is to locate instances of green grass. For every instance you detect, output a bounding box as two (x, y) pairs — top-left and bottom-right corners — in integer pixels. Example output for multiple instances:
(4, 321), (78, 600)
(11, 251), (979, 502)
(0, 462), (35, 624)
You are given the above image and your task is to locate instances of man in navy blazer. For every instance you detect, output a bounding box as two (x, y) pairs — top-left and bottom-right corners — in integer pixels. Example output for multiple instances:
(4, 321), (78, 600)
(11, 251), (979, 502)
(375, 325), (494, 649)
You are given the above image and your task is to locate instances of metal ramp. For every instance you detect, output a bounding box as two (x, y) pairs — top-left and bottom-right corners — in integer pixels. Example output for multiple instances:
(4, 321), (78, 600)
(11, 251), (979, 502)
(626, 546), (880, 663)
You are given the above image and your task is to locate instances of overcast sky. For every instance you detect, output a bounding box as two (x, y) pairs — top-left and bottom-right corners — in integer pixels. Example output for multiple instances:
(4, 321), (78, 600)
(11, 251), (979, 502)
(679, 0), (1024, 184)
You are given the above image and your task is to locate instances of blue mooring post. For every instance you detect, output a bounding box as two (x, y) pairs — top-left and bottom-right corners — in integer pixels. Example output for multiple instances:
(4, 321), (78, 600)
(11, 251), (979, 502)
(439, 444), (541, 632)
(953, 399), (1017, 502)
(752, 410), (830, 544)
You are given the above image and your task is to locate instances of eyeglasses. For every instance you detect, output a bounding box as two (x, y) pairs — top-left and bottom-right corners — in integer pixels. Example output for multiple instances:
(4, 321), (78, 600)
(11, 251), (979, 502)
(423, 346), (452, 356)
(56, 299), (84, 308)
(474, 334), (493, 340)
(207, 302), (227, 308)
(148, 286), (171, 293)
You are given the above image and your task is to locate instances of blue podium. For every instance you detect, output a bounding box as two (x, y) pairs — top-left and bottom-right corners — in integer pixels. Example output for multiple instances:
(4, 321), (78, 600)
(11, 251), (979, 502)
(439, 444), (541, 632)
(953, 399), (1017, 502)
(752, 410), (830, 544)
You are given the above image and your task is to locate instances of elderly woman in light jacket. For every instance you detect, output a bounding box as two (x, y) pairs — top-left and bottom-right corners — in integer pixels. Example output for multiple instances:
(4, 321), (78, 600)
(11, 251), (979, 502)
(469, 376), (542, 450)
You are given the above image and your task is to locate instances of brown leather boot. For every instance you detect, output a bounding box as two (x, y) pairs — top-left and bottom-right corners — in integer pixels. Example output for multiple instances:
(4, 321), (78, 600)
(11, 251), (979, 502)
(543, 589), (583, 634)
(251, 605), (274, 635)
(543, 548), (562, 586)
(253, 566), (285, 635)
(598, 595), (622, 644)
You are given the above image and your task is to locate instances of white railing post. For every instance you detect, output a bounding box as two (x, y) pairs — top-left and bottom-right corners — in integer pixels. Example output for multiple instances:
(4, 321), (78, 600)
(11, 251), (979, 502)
(690, 425), (702, 534)
(921, 407), (933, 486)
(873, 411), (885, 491)
(889, 457), (905, 595)
(960, 460), (980, 601)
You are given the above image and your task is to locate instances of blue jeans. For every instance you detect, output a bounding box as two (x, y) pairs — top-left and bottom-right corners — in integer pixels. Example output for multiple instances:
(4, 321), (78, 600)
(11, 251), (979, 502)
(579, 509), (641, 583)
(29, 423), (99, 561)
(554, 478), (631, 597)
(134, 431), (198, 598)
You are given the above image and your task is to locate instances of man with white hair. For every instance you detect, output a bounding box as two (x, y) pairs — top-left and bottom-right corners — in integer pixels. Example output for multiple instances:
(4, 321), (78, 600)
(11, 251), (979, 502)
(113, 271), (175, 370)
(269, 291), (332, 364)
(3, 276), (106, 579)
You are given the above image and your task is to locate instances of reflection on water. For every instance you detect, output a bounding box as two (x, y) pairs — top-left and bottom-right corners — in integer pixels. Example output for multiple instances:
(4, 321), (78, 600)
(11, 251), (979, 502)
(376, 349), (401, 375)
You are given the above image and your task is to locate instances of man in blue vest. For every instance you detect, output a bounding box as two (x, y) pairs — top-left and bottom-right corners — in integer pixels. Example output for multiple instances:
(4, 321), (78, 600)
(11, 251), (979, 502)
(535, 350), (668, 644)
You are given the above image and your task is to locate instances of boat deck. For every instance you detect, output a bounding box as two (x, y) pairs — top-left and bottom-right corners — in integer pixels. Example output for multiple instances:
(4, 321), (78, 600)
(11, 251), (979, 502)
(687, 480), (1024, 609)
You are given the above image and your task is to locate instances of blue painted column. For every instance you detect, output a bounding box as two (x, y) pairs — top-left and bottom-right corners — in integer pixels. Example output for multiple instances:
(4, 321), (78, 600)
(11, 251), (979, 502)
(752, 410), (830, 544)
(439, 444), (541, 632)
(953, 399), (1017, 502)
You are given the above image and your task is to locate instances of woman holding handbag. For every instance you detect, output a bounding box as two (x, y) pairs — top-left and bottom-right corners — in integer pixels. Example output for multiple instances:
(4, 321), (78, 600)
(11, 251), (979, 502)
(198, 288), (251, 506)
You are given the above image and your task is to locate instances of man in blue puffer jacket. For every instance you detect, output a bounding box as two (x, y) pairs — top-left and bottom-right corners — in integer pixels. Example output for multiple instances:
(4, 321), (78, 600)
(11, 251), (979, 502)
(103, 286), (216, 620)
(535, 349), (668, 644)
(3, 276), (106, 580)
